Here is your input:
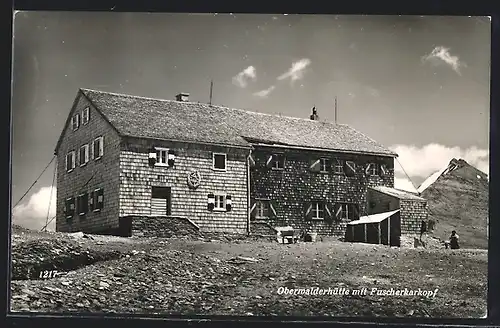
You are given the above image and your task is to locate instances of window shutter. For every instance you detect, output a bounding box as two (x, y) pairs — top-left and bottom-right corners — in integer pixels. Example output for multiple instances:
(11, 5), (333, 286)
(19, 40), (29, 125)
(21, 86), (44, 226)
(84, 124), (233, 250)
(334, 203), (342, 221)
(84, 145), (89, 163)
(248, 154), (256, 167)
(96, 189), (104, 210)
(380, 164), (388, 175)
(89, 191), (95, 212)
(83, 192), (89, 214)
(207, 193), (215, 211)
(344, 161), (356, 177)
(98, 137), (104, 157)
(65, 154), (70, 171)
(353, 204), (360, 220)
(168, 150), (176, 166)
(90, 141), (94, 160)
(76, 114), (80, 129)
(249, 199), (257, 220)
(347, 204), (355, 221)
(304, 202), (313, 221)
(265, 154), (273, 168)
(79, 147), (85, 166)
(269, 200), (278, 218)
(225, 195), (232, 212)
(365, 163), (372, 175)
(65, 198), (73, 218)
(309, 159), (321, 172)
(324, 203), (333, 223)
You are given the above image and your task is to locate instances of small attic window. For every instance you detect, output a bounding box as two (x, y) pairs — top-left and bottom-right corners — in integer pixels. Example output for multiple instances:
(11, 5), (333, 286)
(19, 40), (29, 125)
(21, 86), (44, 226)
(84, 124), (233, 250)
(82, 107), (90, 125)
(71, 114), (80, 131)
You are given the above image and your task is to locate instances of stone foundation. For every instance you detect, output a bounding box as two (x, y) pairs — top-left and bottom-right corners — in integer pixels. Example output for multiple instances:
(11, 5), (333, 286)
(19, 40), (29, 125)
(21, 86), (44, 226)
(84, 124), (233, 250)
(120, 215), (202, 238)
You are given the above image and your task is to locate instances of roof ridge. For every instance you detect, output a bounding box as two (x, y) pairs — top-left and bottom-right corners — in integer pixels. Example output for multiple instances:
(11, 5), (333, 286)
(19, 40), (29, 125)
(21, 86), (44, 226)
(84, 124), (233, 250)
(79, 88), (350, 126)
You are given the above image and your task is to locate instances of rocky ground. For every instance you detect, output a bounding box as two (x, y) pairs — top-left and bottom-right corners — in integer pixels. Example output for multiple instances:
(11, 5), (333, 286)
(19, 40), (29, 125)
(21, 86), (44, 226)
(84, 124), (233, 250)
(10, 225), (487, 318)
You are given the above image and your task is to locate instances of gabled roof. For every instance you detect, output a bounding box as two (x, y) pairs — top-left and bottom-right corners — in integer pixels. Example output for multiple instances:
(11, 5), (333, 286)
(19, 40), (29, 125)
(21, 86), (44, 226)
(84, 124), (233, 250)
(347, 209), (400, 225)
(369, 186), (426, 201)
(74, 88), (397, 156)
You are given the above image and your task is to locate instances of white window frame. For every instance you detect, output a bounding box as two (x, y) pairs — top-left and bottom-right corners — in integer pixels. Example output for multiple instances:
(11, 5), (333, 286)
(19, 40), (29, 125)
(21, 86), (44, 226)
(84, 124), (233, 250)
(368, 163), (379, 176)
(334, 159), (344, 174)
(71, 114), (80, 131)
(79, 144), (89, 167)
(92, 136), (104, 160)
(312, 202), (324, 220)
(256, 200), (270, 219)
(154, 147), (169, 167)
(65, 197), (74, 219)
(214, 193), (226, 212)
(82, 107), (90, 125)
(94, 188), (103, 212)
(319, 158), (329, 173)
(66, 151), (76, 172)
(340, 203), (349, 220)
(212, 153), (227, 171)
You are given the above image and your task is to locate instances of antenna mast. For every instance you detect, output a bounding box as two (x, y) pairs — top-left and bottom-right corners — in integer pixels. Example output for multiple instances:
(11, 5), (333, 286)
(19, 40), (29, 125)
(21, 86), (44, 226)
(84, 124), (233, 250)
(209, 80), (214, 106)
(334, 96), (338, 124)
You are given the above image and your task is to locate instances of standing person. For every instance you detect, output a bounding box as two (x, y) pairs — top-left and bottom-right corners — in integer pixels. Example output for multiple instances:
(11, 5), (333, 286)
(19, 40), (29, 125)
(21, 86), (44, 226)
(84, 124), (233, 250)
(450, 230), (460, 249)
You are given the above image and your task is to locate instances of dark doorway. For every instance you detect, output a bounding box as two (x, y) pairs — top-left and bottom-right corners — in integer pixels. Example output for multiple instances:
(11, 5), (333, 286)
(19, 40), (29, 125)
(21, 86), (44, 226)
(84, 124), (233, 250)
(151, 186), (171, 216)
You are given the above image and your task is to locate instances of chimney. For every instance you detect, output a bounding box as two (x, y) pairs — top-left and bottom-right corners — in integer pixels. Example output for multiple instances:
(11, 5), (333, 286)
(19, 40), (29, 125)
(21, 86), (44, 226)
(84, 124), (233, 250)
(175, 92), (190, 102)
(309, 106), (319, 120)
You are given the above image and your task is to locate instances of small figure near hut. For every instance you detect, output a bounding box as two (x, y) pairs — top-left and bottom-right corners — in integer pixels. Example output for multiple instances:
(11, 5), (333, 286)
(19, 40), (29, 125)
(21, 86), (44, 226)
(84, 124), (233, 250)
(449, 230), (460, 249)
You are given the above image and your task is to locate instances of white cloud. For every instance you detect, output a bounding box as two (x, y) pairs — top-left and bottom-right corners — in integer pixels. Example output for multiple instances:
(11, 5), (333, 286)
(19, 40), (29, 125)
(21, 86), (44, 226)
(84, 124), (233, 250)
(232, 65), (257, 88)
(390, 144), (489, 180)
(421, 46), (466, 75)
(277, 58), (311, 83)
(12, 186), (57, 231)
(253, 85), (276, 98)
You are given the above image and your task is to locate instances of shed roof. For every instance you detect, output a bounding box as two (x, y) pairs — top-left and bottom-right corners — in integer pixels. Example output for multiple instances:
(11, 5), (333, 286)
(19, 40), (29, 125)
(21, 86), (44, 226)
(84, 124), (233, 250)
(369, 186), (426, 201)
(77, 88), (397, 156)
(347, 209), (400, 226)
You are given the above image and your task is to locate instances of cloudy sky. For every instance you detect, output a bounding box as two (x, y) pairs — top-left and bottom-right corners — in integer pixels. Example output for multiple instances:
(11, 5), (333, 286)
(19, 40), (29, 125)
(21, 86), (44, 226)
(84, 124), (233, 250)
(11, 13), (491, 230)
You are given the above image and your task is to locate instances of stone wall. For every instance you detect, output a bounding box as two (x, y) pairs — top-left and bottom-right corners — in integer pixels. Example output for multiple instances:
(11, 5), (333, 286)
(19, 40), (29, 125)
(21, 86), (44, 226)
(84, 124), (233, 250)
(55, 91), (121, 234)
(250, 221), (278, 236)
(400, 199), (428, 234)
(122, 216), (202, 238)
(119, 138), (250, 234)
(249, 146), (395, 236)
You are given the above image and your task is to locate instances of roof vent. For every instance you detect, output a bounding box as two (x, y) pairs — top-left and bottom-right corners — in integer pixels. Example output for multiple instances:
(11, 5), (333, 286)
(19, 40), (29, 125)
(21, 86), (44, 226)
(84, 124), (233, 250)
(175, 93), (190, 102)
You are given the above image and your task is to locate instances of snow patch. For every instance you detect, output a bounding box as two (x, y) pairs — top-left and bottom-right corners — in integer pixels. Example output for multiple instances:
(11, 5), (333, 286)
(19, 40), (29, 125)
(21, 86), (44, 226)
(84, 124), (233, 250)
(417, 165), (447, 193)
(477, 174), (481, 179)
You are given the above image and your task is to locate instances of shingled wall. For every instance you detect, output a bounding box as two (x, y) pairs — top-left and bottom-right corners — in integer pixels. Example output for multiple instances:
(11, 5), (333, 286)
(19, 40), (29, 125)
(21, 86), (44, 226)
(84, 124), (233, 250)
(400, 199), (428, 235)
(119, 138), (249, 234)
(249, 146), (395, 236)
(366, 188), (428, 236)
(55, 92), (121, 234)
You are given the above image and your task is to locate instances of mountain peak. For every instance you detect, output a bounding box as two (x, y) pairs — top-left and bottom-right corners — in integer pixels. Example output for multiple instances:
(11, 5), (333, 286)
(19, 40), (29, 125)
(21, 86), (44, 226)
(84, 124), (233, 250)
(417, 158), (487, 193)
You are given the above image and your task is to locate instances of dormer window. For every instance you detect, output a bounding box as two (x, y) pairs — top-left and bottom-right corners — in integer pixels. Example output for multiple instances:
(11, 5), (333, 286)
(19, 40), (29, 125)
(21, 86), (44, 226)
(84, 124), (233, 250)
(82, 107), (90, 125)
(71, 114), (80, 131)
(213, 153), (227, 171)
